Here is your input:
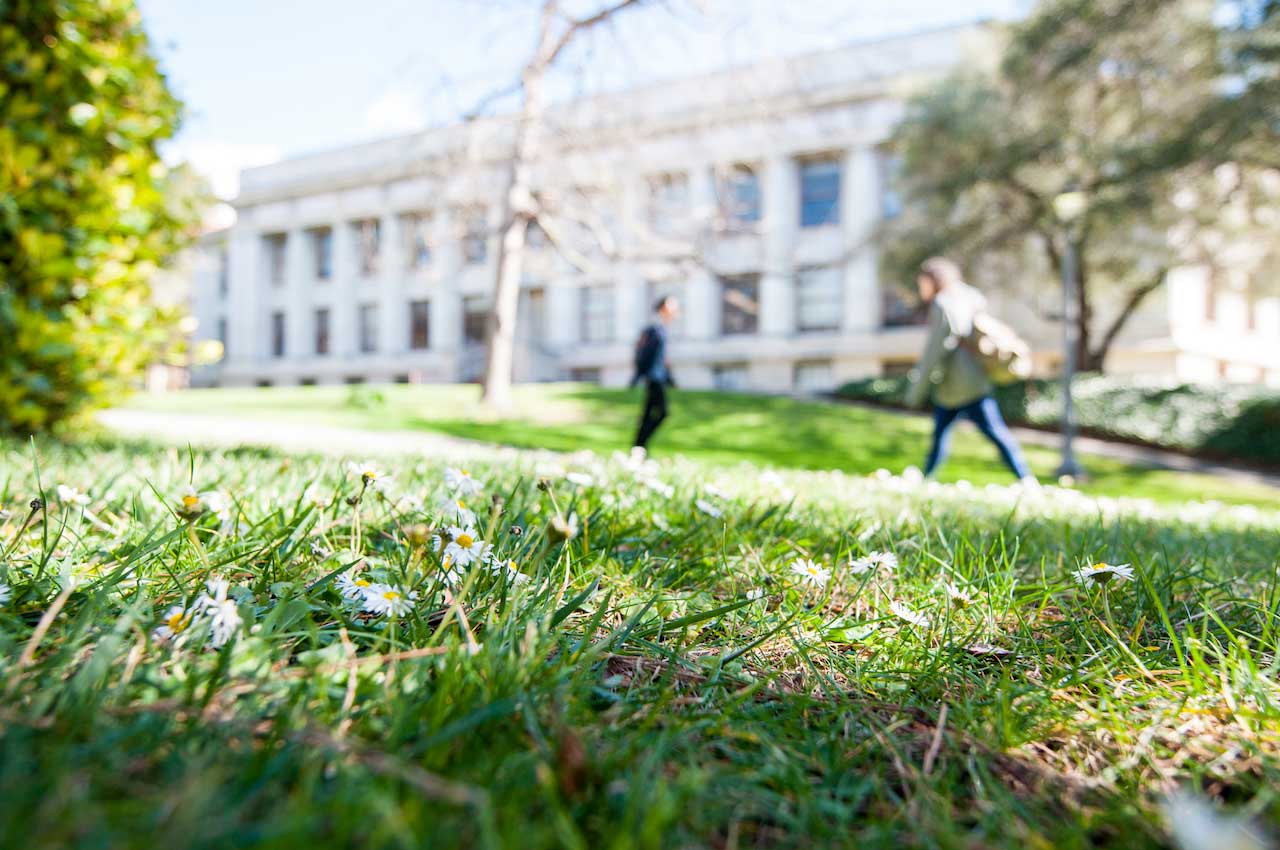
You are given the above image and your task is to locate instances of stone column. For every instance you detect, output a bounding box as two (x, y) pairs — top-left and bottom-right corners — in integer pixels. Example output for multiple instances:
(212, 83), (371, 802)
(285, 224), (308, 363)
(225, 224), (260, 372)
(429, 206), (462, 354)
(378, 207), (402, 355)
(331, 216), (356, 358)
(843, 146), (881, 333)
(760, 154), (798, 336)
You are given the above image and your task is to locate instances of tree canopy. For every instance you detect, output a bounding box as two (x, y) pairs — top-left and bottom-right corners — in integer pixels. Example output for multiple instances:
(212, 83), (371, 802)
(881, 0), (1280, 372)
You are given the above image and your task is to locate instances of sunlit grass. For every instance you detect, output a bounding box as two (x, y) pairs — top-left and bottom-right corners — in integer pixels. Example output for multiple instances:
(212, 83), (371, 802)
(125, 383), (1280, 509)
(1, 435), (1277, 848)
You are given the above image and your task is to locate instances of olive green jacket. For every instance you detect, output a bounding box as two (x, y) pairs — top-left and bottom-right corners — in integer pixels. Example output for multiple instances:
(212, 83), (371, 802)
(904, 283), (993, 410)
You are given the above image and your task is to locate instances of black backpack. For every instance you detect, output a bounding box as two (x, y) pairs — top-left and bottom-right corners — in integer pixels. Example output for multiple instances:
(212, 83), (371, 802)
(633, 325), (660, 378)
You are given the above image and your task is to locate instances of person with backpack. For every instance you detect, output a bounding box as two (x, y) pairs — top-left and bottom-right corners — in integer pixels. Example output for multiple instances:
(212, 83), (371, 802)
(905, 257), (1037, 485)
(630, 294), (679, 451)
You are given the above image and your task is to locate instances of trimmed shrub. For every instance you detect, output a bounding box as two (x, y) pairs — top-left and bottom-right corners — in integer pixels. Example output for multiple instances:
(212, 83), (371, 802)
(835, 375), (1280, 467)
(0, 0), (200, 434)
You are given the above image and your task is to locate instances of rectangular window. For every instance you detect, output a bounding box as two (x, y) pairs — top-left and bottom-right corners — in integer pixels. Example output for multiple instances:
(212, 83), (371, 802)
(719, 274), (760, 336)
(263, 233), (287, 286)
(463, 211), (488, 265)
(401, 212), (432, 269)
(794, 360), (833, 393)
(569, 367), (602, 383)
(409, 299), (430, 350)
(527, 220), (549, 250)
(795, 266), (843, 332)
(314, 308), (330, 355)
(712, 362), (749, 391)
(648, 171), (688, 234)
(270, 311), (285, 358)
(720, 164), (761, 225)
(580, 286), (615, 343)
(462, 296), (488, 346)
(308, 227), (333, 280)
(881, 287), (927, 327)
(351, 218), (381, 277)
(799, 156), (842, 228)
(358, 303), (378, 354)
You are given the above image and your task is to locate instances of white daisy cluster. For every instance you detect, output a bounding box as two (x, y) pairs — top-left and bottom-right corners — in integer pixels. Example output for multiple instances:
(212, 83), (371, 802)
(154, 578), (250, 648)
(336, 571), (418, 617)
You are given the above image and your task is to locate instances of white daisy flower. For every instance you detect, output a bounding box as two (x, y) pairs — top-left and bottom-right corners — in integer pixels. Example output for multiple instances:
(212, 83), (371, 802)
(444, 467), (484, 496)
(205, 597), (243, 648)
(443, 526), (490, 567)
(177, 485), (206, 519)
(439, 555), (464, 587)
(790, 558), (831, 588)
(641, 477), (674, 499)
(361, 583), (416, 617)
(549, 513), (579, 542)
(436, 495), (477, 526)
(347, 461), (391, 489)
(56, 485), (90, 507)
(1073, 562), (1135, 587)
(565, 472), (594, 488)
(0, 581), (11, 606)
(746, 587), (765, 601)
(336, 572), (375, 601)
(488, 558), (530, 585)
(704, 484), (728, 500)
(850, 551), (898, 575)
(695, 499), (723, 518)
(303, 484), (331, 509)
(154, 604), (195, 644)
(944, 582), (974, 608)
(395, 493), (425, 512)
(890, 601), (930, 628)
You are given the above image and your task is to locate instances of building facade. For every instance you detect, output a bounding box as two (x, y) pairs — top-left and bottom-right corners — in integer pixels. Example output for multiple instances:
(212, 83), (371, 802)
(190, 24), (1280, 391)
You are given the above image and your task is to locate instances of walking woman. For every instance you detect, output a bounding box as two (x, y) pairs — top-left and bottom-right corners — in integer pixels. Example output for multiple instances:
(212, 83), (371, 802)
(905, 258), (1036, 484)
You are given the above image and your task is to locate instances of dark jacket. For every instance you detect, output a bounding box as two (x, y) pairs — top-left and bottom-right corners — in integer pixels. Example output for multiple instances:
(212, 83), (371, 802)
(630, 322), (673, 387)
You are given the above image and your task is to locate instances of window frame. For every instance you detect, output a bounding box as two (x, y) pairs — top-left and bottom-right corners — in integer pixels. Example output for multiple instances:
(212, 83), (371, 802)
(719, 274), (761, 336)
(795, 265), (843, 332)
(799, 156), (843, 229)
(409, 299), (431, 351)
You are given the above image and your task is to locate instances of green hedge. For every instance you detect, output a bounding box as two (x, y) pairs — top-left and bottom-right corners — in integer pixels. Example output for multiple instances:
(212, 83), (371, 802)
(835, 375), (1280, 468)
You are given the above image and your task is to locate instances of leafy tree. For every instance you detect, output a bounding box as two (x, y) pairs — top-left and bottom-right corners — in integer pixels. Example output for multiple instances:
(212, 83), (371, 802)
(881, 0), (1278, 372)
(0, 0), (201, 433)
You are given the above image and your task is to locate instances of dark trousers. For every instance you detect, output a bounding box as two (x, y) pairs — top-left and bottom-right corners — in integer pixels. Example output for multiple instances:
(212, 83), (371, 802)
(925, 396), (1030, 479)
(634, 380), (668, 449)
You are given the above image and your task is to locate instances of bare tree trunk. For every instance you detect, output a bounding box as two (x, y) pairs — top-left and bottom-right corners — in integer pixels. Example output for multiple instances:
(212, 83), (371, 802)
(1084, 272), (1167, 372)
(478, 0), (647, 409)
(479, 7), (555, 410)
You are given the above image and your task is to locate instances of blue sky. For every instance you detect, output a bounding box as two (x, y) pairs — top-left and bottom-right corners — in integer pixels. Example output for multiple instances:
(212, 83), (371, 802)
(138, 0), (1029, 201)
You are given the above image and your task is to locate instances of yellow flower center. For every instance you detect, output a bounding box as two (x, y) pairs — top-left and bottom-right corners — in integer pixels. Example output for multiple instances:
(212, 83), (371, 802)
(456, 500), (466, 510)
(383, 590), (400, 601)
(442, 555), (453, 568)
(1089, 563), (1108, 572)
(167, 611), (191, 632)
(182, 494), (200, 509)
(355, 578), (370, 588)
(456, 534), (474, 548)
(460, 470), (469, 478)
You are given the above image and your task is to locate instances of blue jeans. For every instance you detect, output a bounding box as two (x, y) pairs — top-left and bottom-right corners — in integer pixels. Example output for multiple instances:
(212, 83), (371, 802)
(925, 396), (1030, 480)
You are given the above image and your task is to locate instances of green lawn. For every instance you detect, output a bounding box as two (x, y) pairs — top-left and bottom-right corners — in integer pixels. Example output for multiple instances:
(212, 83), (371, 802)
(1, 435), (1277, 848)
(126, 383), (1280, 508)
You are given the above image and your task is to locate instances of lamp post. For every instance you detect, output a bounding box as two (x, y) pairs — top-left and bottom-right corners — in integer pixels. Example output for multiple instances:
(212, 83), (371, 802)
(1051, 189), (1088, 482)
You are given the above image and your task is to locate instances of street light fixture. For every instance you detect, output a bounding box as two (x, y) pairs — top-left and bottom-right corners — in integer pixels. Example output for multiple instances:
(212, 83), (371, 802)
(1052, 188), (1088, 482)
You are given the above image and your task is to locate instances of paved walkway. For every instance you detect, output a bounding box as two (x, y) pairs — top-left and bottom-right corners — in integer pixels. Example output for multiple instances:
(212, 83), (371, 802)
(97, 409), (504, 462)
(831, 400), (1279, 489)
(99, 407), (1279, 489)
